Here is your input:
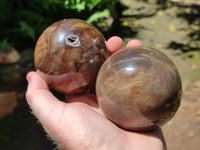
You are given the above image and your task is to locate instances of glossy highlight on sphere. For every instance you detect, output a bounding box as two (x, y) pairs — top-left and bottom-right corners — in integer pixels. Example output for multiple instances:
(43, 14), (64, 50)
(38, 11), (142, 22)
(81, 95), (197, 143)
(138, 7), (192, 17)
(34, 19), (108, 94)
(96, 46), (182, 131)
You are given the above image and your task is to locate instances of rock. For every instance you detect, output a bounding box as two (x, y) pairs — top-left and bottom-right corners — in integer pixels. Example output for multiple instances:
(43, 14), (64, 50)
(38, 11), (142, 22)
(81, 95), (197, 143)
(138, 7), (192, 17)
(189, 41), (200, 49)
(0, 47), (20, 64)
(169, 0), (200, 6)
(0, 91), (18, 119)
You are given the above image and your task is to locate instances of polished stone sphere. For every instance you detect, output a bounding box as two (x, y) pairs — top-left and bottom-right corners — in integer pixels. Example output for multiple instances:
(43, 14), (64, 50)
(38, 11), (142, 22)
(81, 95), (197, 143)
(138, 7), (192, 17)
(34, 19), (108, 94)
(96, 46), (182, 131)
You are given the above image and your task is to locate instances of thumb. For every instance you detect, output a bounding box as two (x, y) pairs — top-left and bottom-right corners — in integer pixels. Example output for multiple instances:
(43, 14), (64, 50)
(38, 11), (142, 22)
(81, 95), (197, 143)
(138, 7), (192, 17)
(26, 72), (105, 149)
(26, 71), (66, 135)
(26, 72), (122, 150)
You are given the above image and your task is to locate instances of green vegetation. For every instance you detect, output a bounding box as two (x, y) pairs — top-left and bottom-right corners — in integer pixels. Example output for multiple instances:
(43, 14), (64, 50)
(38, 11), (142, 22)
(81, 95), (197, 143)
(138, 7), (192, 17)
(0, 0), (118, 50)
(197, 110), (200, 117)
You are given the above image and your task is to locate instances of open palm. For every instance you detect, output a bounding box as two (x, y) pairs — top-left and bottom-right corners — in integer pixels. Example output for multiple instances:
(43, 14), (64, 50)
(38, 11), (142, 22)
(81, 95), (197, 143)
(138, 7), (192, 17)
(26, 37), (166, 150)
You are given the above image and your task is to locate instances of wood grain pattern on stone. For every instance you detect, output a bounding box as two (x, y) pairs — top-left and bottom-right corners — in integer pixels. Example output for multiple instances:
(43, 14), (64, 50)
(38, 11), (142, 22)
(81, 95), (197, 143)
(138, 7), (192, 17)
(34, 19), (108, 94)
(96, 46), (182, 131)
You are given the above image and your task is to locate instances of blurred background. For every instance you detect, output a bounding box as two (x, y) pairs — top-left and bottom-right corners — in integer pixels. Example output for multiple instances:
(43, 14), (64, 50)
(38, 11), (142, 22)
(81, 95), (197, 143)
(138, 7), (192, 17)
(0, 0), (200, 149)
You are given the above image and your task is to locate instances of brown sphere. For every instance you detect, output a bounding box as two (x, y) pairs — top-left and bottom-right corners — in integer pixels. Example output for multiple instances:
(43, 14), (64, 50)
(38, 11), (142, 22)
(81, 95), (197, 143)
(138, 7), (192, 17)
(96, 46), (182, 131)
(34, 19), (108, 94)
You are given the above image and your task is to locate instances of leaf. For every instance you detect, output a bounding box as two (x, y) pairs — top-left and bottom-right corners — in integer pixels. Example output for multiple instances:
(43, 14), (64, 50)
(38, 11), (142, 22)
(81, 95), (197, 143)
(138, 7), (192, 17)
(150, 20), (156, 25)
(64, 0), (86, 12)
(19, 21), (35, 40)
(86, 0), (102, 10)
(0, 39), (10, 51)
(195, 83), (200, 88)
(86, 9), (110, 24)
(197, 110), (200, 117)
(167, 121), (172, 126)
(169, 24), (176, 32)
(17, 9), (45, 25)
(76, 1), (86, 12)
(157, 10), (163, 16)
(191, 63), (197, 71)
(0, 0), (12, 22)
(0, 135), (10, 142)
(121, 21), (128, 26)
(155, 44), (163, 49)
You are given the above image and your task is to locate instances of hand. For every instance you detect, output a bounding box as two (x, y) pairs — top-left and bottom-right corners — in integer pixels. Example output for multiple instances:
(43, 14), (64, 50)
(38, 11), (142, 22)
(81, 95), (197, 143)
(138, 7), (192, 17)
(26, 36), (166, 150)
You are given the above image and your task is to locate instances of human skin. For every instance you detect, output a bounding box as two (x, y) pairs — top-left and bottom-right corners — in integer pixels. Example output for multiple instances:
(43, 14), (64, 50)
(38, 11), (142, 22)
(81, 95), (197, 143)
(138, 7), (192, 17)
(26, 36), (166, 150)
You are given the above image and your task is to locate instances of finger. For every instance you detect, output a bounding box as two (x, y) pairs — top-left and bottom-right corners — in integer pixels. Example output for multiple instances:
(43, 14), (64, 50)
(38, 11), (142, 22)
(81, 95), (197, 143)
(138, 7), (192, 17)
(105, 36), (123, 55)
(126, 40), (143, 47)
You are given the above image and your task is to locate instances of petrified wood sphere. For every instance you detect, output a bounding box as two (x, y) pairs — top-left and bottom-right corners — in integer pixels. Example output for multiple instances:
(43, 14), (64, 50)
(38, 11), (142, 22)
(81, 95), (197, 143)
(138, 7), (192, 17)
(96, 46), (182, 131)
(34, 19), (108, 94)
